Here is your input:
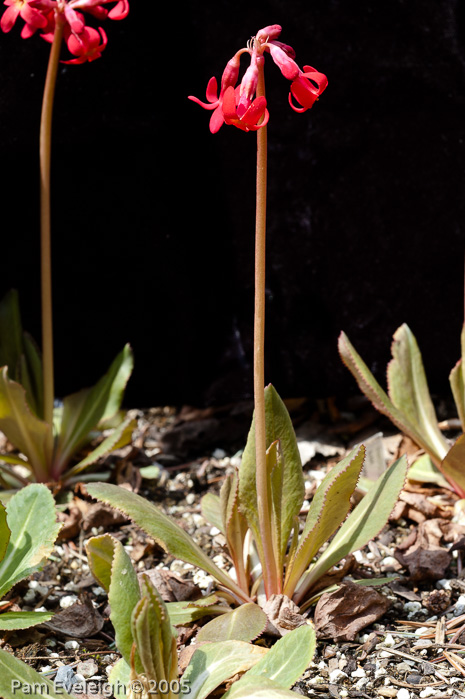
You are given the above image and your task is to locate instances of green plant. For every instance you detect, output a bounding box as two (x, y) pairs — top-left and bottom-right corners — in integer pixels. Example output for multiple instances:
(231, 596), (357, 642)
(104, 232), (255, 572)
(0, 301), (135, 485)
(339, 323), (465, 498)
(0, 1), (134, 485)
(0, 484), (61, 630)
(85, 533), (316, 698)
(86, 22), (407, 620)
(86, 387), (407, 613)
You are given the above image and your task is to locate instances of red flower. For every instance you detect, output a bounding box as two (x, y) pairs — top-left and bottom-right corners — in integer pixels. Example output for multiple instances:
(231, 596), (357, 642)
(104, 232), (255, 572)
(0, 0), (47, 37)
(1, 0), (128, 63)
(63, 24), (107, 63)
(189, 25), (327, 131)
(222, 85), (269, 132)
(289, 66), (328, 113)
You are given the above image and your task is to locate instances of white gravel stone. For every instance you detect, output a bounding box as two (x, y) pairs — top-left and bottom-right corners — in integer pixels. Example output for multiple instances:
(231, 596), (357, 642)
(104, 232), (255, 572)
(185, 493), (196, 505)
(419, 689), (438, 698)
(209, 527), (221, 536)
(383, 634), (396, 647)
(351, 668), (366, 678)
(60, 594), (78, 609)
(329, 669), (348, 683)
(404, 601), (422, 616)
(64, 640), (80, 650)
(454, 594), (465, 615)
(396, 689), (410, 699)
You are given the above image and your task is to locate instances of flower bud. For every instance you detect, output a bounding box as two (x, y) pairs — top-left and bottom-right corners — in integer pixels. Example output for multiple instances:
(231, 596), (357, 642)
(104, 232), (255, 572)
(256, 24), (282, 42)
(220, 52), (241, 94)
(237, 60), (259, 117)
(268, 43), (299, 80)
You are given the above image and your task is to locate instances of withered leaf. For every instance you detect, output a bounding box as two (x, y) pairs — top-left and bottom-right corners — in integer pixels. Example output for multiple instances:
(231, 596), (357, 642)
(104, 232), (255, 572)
(43, 597), (104, 638)
(394, 518), (453, 581)
(314, 581), (391, 642)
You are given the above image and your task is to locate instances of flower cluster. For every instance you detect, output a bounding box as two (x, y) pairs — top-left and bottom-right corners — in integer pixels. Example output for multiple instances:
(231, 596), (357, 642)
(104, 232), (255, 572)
(188, 24), (328, 133)
(1, 0), (128, 63)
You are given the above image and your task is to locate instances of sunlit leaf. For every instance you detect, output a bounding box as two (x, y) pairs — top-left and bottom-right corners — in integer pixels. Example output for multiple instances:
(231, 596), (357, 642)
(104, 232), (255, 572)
(441, 434), (465, 499)
(196, 603), (267, 643)
(0, 610), (53, 630)
(86, 534), (140, 664)
(0, 648), (73, 699)
(86, 483), (251, 603)
(284, 445), (365, 597)
(182, 641), (268, 699)
(0, 368), (52, 481)
(239, 385), (305, 563)
(294, 456), (408, 603)
(387, 324), (448, 461)
(0, 484), (61, 599)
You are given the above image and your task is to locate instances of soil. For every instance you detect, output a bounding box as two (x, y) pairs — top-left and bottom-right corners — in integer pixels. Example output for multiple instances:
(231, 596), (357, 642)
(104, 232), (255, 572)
(1, 397), (465, 699)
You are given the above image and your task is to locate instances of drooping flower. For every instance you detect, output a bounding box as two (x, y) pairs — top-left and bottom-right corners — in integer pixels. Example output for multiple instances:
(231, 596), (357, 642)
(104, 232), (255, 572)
(189, 24), (327, 132)
(0, 0), (128, 62)
(62, 23), (107, 63)
(0, 0), (48, 37)
(222, 85), (269, 132)
(288, 66), (328, 112)
(188, 52), (243, 133)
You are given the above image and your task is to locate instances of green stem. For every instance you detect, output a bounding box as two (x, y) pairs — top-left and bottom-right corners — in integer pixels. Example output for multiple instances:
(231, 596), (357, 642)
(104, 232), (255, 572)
(254, 56), (280, 598)
(40, 17), (64, 427)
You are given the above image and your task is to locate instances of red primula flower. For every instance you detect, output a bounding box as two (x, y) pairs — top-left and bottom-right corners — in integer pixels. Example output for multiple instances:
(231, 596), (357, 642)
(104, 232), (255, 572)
(63, 23), (107, 63)
(289, 66), (328, 113)
(189, 25), (327, 132)
(1, 0), (128, 62)
(0, 0), (47, 37)
(222, 85), (269, 132)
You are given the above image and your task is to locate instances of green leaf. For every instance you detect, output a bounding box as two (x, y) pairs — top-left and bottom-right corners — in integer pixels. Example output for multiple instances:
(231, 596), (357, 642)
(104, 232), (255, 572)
(0, 648), (73, 699)
(86, 483), (251, 603)
(294, 456), (408, 603)
(230, 624), (315, 690)
(108, 658), (131, 699)
(387, 325), (448, 461)
(53, 345), (133, 475)
(196, 603), (267, 644)
(0, 484), (61, 599)
(201, 492), (224, 534)
(166, 595), (229, 626)
(239, 385), (305, 563)
(284, 445), (365, 598)
(219, 473), (249, 592)
(86, 534), (141, 665)
(441, 434), (465, 499)
(64, 416), (136, 479)
(407, 453), (451, 489)
(0, 610), (53, 630)
(223, 677), (303, 698)
(20, 332), (44, 418)
(449, 323), (465, 431)
(132, 576), (178, 685)
(182, 640), (268, 699)
(0, 500), (10, 561)
(338, 331), (445, 464)
(0, 368), (52, 481)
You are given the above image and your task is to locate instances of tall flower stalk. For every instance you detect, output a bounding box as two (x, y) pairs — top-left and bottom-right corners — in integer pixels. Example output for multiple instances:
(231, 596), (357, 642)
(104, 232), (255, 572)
(39, 15), (63, 426)
(189, 25), (328, 599)
(1, 0), (129, 423)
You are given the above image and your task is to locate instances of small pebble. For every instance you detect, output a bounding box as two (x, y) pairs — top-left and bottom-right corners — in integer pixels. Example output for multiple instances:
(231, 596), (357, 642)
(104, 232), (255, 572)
(396, 689), (410, 699)
(419, 688), (438, 698)
(60, 595), (78, 609)
(329, 669), (348, 683)
(64, 640), (80, 650)
(377, 689), (397, 697)
(351, 668), (366, 678)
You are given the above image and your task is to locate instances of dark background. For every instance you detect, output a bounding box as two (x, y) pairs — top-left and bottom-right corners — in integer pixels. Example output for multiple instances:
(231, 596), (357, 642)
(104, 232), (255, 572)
(1, 1), (464, 409)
